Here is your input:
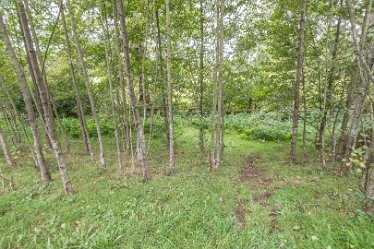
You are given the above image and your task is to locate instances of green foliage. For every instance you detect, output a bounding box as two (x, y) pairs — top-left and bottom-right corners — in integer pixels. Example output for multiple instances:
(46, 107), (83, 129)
(61, 118), (83, 138)
(225, 112), (292, 141)
(61, 117), (115, 138)
(1, 125), (373, 248)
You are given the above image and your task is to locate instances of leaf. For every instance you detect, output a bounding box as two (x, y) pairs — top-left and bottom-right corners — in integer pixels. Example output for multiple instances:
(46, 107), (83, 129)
(292, 225), (301, 231)
(311, 235), (319, 241)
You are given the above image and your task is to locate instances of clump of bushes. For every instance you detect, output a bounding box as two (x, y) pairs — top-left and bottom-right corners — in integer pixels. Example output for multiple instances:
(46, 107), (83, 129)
(225, 112), (292, 141)
(62, 116), (167, 138)
(61, 112), (292, 142)
(61, 117), (114, 138)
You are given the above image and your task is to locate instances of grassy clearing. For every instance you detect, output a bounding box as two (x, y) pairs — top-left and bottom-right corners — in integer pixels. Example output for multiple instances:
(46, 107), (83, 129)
(0, 124), (373, 248)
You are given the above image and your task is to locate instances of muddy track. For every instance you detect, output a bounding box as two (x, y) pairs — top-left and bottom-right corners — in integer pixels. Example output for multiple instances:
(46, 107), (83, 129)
(235, 155), (282, 230)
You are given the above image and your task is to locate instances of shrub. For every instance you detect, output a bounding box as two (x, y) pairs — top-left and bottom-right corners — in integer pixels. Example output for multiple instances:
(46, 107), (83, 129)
(61, 117), (115, 138)
(61, 118), (82, 138)
(224, 112), (292, 142)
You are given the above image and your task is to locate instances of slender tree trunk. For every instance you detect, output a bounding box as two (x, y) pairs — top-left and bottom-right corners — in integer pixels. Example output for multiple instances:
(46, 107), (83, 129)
(0, 104), (18, 148)
(1, 77), (37, 161)
(140, 0), (151, 122)
(290, 0), (307, 163)
(210, 6), (219, 169)
(302, 68), (307, 161)
(111, 0), (131, 157)
(17, 11), (53, 150)
(25, 0), (69, 152)
(156, 8), (170, 147)
(0, 84), (22, 145)
(341, 0), (374, 174)
(18, 2), (73, 193)
(364, 98), (374, 204)
(199, 0), (205, 155)
(0, 12), (51, 183)
(47, 90), (70, 152)
(214, 0), (225, 170)
(3, 100), (22, 145)
(61, 7), (93, 158)
(318, 5), (342, 167)
(165, 0), (175, 173)
(336, 81), (353, 161)
(117, 0), (150, 180)
(98, 0), (122, 168)
(0, 127), (15, 167)
(210, 0), (224, 170)
(331, 107), (341, 163)
(148, 0), (160, 153)
(366, 160), (374, 205)
(129, 115), (136, 176)
(66, 0), (106, 166)
(346, 0), (374, 82)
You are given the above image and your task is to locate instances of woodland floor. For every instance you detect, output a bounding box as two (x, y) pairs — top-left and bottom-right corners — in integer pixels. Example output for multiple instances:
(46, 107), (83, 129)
(0, 125), (374, 248)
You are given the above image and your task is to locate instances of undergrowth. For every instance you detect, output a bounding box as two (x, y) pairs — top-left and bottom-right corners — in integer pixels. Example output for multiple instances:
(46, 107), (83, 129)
(0, 120), (373, 248)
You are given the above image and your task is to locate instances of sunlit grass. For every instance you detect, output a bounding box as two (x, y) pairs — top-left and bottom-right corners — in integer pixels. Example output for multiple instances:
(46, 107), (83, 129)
(0, 122), (373, 248)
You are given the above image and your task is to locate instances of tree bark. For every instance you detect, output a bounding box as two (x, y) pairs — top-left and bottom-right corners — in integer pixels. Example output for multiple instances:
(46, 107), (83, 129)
(61, 7), (93, 158)
(0, 12), (51, 183)
(302, 68), (307, 161)
(111, 0), (131, 157)
(66, 0), (106, 166)
(210, 0), (224, 170)
(210, 5), (219, 169)
(199, 0), (205, 155)
(24, 0), (70, 152)
(147, 0), (161, 153)
(336, 80), (353, 161)
(117, 0), (150, 180)
(341, 0), (374, 174)
(214, 0), (225, 169)
(0, 103), (18, 148)
(290, 0), (307, 163)
(98, 0), (122, 168)
(318, 3), (342, 167)
(156, 8), (170, 148)
(140, 0), (151, 122)
(0, 126), (15, 167)
(0, 76), (37, 162)
(18, 2), (73, 193)
(165, 0), (175, 173)
(17, 10), (52, 150)
(365, 98), (374, 203)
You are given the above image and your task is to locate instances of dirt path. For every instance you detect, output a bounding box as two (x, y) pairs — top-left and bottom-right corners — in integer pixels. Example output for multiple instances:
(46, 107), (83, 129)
(235, 155), (282, 230)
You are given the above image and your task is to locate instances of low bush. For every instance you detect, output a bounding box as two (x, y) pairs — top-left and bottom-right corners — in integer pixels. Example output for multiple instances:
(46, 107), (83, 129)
(61, 113), (292, 142)
(61, 117), (115, 138)
(225, 112), (292, 141)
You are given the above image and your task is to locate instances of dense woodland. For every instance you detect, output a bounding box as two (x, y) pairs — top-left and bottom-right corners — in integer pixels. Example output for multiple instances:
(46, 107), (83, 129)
(0, 0), (374, 247)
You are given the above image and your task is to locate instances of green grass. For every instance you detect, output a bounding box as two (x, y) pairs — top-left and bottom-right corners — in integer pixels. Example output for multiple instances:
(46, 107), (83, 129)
(0, 124), (373, 249)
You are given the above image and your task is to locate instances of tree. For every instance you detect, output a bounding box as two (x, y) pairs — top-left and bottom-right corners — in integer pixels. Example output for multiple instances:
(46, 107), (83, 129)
(61, 6), (93, 159)
(0, 11), (51, 183)
(290, 0), (307, 163)
(111, 0), (131, 157)
(0, 126), (15, 167)
(199, 0), (205, 154)
(155, 6), (170, 150)
(66, 0), (106, 166)
(317, 0), (342, 168)
(98, 0), (122, 168)
(18, 1), (73, 193)
(340, 0), (374, 174)
(165, 0), (175, 173)
(211, 0), (225, 170)
(117, 0), (150, 180)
